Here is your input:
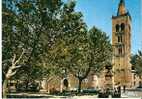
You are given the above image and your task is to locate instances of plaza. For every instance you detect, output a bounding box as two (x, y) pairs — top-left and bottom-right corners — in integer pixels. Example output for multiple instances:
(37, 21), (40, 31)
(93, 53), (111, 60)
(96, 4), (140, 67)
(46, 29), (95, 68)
(7, 90), (142, 98)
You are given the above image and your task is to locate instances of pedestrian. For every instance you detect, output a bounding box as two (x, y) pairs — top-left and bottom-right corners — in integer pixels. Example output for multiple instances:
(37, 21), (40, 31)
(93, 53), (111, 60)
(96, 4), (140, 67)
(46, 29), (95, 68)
(123, 85), (126, 93)
(117, 85), (121, 97)
(117, 86), (121, 93)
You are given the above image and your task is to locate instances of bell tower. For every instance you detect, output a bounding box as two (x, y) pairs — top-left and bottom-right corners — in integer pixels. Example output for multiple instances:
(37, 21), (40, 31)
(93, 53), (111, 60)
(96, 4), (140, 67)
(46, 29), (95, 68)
(112, 0), (132, 87)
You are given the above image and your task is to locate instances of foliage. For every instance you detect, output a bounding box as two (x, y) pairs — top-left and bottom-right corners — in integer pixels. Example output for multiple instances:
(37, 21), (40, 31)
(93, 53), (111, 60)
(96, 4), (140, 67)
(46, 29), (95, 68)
(131, 50), (142, 77)
(89, 27), (112, 73)
(2, 0), (112, 94)
(2, 0), (64, 81)
(48, 1), (112, 92)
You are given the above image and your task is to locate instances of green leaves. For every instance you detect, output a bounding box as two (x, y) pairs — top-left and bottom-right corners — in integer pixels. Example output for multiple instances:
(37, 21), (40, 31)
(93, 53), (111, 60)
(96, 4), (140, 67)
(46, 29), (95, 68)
(89, 27), (112, 70)
(2, 0), (112, 86)
(63, 1), (76, 13)
(131, 50), (142, 77)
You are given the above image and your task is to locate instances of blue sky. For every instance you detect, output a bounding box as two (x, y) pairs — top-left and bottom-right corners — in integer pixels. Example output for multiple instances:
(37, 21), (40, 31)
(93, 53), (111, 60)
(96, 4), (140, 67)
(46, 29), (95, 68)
(73, 0), (142, 54)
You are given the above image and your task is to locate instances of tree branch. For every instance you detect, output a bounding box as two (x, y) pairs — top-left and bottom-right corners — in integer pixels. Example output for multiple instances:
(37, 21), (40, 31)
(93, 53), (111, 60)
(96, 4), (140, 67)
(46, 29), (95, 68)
(5, 50), (25, 79)
(12, 54), (16, 66)
(14, 49), (25, 65)
(6, 69), (16, 79)
(11, 65), (21, 70)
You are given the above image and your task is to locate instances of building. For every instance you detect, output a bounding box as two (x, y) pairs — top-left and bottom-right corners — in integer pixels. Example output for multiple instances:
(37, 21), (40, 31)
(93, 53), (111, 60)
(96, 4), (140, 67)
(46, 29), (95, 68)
(112, 0), (132, 88)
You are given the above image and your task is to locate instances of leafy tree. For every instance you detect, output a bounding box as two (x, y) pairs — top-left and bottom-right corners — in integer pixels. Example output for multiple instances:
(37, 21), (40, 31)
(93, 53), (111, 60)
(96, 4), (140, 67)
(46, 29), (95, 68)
(2, 49), (25, 98)
(2, 0), (112, 95)
(2, 0), (63, 96)
(2, 0), (30, 97)
(48, 1), (112, 93)
(131, 50), (142, 77)
(75, 27), (112, 92)
(47, 1), (88, 92)
(89, 27), (112, 72)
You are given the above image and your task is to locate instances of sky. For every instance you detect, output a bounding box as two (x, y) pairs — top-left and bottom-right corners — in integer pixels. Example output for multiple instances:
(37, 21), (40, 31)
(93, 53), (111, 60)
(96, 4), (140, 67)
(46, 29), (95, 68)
(73, 0), (142, 54)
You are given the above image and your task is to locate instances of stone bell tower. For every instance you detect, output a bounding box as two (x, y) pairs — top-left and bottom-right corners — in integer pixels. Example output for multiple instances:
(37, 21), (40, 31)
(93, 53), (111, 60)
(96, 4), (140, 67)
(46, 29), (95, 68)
(112, 0), (132, 87)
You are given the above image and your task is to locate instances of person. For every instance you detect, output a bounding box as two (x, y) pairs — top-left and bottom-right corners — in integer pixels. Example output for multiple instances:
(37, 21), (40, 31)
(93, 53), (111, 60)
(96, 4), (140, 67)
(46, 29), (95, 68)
(117, 85), (121, 97)
(114, 84), (118, 94)
(123, 85), (126, 93)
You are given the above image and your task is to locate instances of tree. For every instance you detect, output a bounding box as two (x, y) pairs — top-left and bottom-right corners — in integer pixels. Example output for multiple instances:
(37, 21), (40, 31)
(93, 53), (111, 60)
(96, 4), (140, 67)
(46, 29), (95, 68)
(74, 27), (112, 93)
(2, 0), (64, 96)
(2, 50), (25, 98)
(48, 1), (112, 93)
(89, 27), (112, 72)
(47, 1), (89, 93)
(131, 50), (142, 77)
(2, 1), (31, 96)
(2, 0), (112, 95)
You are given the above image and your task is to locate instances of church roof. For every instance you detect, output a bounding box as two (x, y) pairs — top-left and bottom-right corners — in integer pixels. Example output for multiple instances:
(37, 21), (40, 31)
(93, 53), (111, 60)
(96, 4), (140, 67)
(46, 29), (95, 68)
(117, 0), (126, 16)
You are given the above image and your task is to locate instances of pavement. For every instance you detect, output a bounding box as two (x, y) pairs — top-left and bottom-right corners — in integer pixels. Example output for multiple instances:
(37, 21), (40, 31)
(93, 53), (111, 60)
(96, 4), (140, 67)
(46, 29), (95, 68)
(121, 90), (142, 98)
(8, 93), (98, 99)
(8, 90), (142, 98)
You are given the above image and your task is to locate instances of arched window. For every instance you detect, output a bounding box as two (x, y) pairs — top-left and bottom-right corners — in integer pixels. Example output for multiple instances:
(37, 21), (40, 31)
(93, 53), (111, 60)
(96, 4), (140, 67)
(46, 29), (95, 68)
(116, 24), (119, 32)
(121, 23), (125, 31)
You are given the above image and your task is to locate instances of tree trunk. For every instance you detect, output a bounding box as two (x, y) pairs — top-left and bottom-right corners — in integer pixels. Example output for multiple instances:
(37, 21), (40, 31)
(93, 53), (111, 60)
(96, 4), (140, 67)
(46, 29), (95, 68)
(25, 79), (30, 91)
(78, 79), (83, 93)
(3, 79), (8, 98)
(60, 79), (63, 93)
